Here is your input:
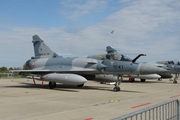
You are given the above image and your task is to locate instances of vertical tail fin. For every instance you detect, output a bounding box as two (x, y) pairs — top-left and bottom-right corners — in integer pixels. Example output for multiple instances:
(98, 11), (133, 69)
(106, 46), (117, 54)
(32, 35), (59, 58)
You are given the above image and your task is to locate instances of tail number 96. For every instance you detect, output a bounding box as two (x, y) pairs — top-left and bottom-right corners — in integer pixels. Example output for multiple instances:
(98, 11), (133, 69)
(113, 65), (123, 69)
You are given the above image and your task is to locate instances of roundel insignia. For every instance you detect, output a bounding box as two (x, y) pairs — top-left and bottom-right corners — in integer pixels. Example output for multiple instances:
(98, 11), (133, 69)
(110, 61), (114, 65)
(32, 61), (35, 67)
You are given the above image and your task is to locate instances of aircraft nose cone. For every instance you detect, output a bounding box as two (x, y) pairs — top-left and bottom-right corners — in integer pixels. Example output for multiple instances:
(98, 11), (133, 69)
(139, 63), (168, 74)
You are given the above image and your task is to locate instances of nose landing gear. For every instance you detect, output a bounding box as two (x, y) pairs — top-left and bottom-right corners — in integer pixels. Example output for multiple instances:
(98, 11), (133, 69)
(113, 75), (122, 92)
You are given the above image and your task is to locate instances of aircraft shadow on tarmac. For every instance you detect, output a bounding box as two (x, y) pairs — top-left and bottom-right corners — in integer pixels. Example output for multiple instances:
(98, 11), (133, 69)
(3, 82), (111, 92)
(121, 79), (169, 84)
(2, 82), (144, 93)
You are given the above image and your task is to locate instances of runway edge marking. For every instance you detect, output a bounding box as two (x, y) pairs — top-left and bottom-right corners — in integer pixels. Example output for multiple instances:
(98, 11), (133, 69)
(170, 94), (180, 98)
(131, 102), (152, 109)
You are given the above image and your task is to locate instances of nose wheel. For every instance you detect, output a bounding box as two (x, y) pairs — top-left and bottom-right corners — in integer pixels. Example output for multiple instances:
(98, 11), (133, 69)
(113, 75), (122, 92)
(173, 74), (179, 84)
(113, 86), (120, 92)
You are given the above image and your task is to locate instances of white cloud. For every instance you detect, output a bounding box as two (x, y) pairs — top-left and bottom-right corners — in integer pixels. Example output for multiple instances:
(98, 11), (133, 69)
(58, 0), (108, 21)
(0, 0), (180, 67)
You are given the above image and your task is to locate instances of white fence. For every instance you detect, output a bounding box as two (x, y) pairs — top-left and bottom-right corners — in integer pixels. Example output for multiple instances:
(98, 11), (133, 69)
(112, 98), (179, 120)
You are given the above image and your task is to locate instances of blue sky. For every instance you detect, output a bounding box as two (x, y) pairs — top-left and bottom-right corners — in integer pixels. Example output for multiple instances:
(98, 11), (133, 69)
(0, 0), (180, 68)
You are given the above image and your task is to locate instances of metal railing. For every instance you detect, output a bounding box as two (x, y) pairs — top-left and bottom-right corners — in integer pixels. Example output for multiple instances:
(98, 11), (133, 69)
(112, 98), (179, 120)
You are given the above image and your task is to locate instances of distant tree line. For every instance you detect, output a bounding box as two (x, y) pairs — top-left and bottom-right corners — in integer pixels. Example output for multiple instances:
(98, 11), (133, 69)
(0, 66), (21, 73)
(0, 67), (22, 78)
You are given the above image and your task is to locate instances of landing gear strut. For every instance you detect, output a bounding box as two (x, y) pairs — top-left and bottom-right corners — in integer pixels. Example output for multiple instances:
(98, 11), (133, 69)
(173, 74), (179, 84)
(113, 75), (122, 92)
(49, 82), (57, 89)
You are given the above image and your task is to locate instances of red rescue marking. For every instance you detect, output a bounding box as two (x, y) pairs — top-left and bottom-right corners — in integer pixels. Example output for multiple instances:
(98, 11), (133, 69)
(131, 102), (151, 109)
(84, 118), (93, 120)
(32, 61), (35, 66)
(170, 94), (180, 98)
(33, 76), (36, 85)
(41, 78), (44, 86)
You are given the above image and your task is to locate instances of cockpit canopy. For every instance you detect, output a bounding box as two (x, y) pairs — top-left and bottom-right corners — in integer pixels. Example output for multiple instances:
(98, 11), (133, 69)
(168, 61), (180, 65)
(105, 46), (132, 62)
(106, 53), (132, 62)
(177, 61), (180, 65)
(159, 61), (180, 65)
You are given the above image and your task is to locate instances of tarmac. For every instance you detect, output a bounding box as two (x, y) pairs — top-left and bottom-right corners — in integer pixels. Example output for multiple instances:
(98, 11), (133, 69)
(0, 78), (179, 120)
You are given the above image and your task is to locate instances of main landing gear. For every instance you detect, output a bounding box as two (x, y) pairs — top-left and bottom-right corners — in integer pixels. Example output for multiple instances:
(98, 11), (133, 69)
(113, 75), (122, 92)
(77, 84), (84, 87)
(49, 82), (57, 89)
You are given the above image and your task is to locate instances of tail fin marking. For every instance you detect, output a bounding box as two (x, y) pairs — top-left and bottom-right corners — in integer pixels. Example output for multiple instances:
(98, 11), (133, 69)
(32, 35), (59, 58)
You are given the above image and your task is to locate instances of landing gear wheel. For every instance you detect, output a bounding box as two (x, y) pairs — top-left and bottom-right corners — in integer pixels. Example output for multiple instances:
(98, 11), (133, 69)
(141, 79), (146, 82)
(130, 78), (135, 83)
(49, 82), (56, 89)
(113, 87), (120, 92)
(173, 74), (179, 84)
(113, 75), (122, 92)
(173, 81), (177, 84)
(77, 84), (84, 87)
(100, 82), (106, 84)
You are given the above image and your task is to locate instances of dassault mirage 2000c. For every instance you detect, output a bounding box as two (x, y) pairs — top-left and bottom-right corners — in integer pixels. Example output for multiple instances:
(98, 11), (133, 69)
(13, 35), (168, 92)
(87, 46), (164, 82)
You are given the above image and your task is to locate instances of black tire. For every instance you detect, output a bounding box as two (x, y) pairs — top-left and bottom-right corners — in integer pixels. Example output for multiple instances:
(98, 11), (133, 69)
(141, 79), (146, 82)
(49, 82), (56, 89)
(131, 78), (135, 83)
(173, 81), (177, 84)
(113, 87), (120, 92)
(77, 84), (84, 87)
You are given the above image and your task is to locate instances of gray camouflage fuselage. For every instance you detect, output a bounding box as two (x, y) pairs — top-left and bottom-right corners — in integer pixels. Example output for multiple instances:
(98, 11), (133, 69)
(24, 55), (167, 76)
(15, 35), (169, 90)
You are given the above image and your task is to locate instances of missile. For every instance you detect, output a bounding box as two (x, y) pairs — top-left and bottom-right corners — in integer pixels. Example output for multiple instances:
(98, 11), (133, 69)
(42, 73), (87, 85)
(94, 74), (117, 82)
(26, 76), (40, 79)
(129, 74), (161, 79)
(94, 74), (161, 83)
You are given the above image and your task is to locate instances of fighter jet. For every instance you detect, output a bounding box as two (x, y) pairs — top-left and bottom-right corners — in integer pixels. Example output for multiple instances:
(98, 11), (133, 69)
(157, 61), (180, 83)
(13, 35), (168, 92)
(87, 46), (165, 82)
